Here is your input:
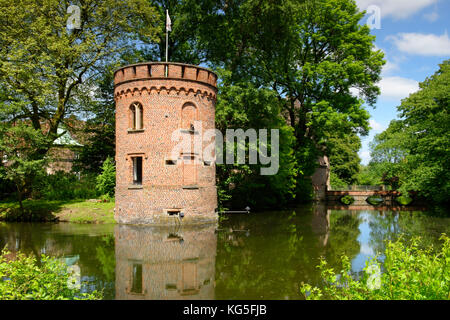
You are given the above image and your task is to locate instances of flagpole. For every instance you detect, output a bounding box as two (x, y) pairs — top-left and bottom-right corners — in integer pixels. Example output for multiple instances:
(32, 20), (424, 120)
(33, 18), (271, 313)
(165, 10), (169, 63)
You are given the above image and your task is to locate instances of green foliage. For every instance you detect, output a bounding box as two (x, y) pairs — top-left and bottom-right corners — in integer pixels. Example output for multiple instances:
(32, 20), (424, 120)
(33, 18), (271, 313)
(96, 157), (116, 198)
(0, 249), (102, 300)
(177, 0), (382, 207)
(0, 0), (160, 160)
(367, 60), (450, 204)
(301, 235), (450, 300)
(33, 172), (99, 200)
(330, 171), (347, 188)
(340, 195), (355, 205)
(396, 195), (413, 206)
(73, 65), (116, 175)
(215, 72), (299, 209)
(95, 235), (115, 282)
(356, 164), (383, 185)
(0, 123), (49, 213)
(328, 133), (362, 185)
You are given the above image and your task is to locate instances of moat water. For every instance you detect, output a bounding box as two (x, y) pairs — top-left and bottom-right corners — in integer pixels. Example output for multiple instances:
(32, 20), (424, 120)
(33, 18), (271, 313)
(0, 205), (449, 300)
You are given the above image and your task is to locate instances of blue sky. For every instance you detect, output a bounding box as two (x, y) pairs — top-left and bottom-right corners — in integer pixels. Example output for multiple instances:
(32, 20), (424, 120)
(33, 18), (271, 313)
(355, 0), (450, 164)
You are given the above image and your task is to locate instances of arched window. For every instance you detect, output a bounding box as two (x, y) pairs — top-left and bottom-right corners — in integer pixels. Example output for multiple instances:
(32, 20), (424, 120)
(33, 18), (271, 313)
(130, 102), (143, 130)
(181, 102), (197, 130)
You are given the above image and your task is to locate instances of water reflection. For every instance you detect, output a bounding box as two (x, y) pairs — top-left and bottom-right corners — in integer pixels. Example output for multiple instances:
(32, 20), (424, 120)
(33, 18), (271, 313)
(114, 224), (217, 300)
(0, 206), (448, 300)
(0, 223), (116, 298)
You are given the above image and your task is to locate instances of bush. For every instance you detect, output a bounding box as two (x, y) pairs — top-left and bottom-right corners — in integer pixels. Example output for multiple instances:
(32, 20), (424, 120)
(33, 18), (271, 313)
(301, 234), (450, 300)
(330, 172), (347, 189)
(96, 157), (116, 197)
(0, 249), (102, 300)
(32, 171), (99, 200)
(396, 195), (413, 206)
(339, 195), (355, 205)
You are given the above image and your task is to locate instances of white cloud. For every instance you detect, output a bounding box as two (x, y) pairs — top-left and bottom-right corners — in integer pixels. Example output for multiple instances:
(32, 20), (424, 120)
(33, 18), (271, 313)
(359, 150), (371, 165)
(382, 60), (399, 75)
(387, 32), (450, 56)
(378, 76), (419, 100)
(423, 11), (439, 22)
(360, 243), (375, 256)
(356, 0), (437, 20)
(369, 119), (385, 133)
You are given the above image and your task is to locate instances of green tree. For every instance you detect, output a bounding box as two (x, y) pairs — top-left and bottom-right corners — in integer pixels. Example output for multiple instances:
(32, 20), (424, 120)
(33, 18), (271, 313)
(96, 157), (116, 198)
(368, 60), (450, 203)
(397, 60), (450, 203)
(73, 64), (116, 174)
(185, 0), (383, 201)
(0, 124), (48, 215)
(0, 0), (160, 159)
(215, 71), (298, 209)
(328, 132), (362, 185)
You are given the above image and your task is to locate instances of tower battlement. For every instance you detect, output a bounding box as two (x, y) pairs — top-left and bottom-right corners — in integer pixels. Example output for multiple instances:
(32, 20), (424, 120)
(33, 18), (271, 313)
(114, 62), (217, 101)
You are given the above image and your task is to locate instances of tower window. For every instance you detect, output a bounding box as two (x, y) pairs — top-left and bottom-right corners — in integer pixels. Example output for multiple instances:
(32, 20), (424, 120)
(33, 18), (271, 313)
(165, 159), (177, 165)
(132, 157), (143, 185)
(131, 263), (143, 294)
(130, 102), (143, 130)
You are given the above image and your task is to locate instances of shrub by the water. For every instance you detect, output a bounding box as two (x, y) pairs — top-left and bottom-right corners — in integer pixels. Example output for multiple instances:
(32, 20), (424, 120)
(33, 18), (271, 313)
(0, 249), (102, 300)
(301, 234), (450, 300)
(396, 195), (413, 206)
(340, 195), (355, 205)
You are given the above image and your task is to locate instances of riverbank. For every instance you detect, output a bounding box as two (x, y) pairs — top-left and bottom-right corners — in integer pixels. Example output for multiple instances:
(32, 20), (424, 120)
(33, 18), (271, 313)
(0, 199), (115, 224)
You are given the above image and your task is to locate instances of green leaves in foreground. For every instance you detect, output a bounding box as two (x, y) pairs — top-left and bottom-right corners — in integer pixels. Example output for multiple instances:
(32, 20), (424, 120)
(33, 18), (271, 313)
(0, 249), (102, 300)
(301, 234), (450, 300)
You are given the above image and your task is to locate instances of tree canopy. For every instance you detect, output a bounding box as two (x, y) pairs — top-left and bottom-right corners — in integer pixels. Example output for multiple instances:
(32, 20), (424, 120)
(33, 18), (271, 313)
(368, 60), (450, 203)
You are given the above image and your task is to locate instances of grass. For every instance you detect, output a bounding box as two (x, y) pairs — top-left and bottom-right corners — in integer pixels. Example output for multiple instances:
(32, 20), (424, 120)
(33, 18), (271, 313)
(0, 199), (115, 224)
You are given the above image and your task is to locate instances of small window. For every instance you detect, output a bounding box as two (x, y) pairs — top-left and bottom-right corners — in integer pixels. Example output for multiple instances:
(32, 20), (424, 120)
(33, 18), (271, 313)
(130, 102), (143, 130)
(131, 263), (143, 294)
(132, 157), (143, 185)
(167, 210), (180, 216)
(165, 159), (177, 165)
(203, 160), (211, 166)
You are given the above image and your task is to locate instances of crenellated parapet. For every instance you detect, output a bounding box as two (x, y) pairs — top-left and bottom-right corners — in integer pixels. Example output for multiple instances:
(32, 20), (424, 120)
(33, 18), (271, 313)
(114, 62), (218, 101)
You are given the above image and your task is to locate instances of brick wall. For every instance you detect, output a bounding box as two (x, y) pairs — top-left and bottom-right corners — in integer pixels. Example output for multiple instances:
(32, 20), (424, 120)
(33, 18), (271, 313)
(114, 62), (218, 225)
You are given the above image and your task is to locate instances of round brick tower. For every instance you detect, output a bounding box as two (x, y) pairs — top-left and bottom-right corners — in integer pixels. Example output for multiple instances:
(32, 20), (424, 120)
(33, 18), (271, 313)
(114, 62), (218, 225)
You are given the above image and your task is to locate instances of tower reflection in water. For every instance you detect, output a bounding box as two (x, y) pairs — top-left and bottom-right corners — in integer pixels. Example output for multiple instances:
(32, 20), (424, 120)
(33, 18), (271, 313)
(115, 223), (217, 300)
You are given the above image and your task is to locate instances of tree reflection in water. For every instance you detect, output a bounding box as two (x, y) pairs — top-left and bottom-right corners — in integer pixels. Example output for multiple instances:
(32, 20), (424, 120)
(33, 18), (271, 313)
(0, 206), (448, 300)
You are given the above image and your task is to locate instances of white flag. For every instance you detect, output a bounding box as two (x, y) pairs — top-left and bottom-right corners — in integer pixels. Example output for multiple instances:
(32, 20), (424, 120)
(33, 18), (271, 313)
(166, 10), (172, 32)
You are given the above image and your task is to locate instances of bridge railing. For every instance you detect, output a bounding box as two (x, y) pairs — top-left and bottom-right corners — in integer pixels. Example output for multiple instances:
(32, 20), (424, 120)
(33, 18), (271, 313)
(328, 185), (388, 191)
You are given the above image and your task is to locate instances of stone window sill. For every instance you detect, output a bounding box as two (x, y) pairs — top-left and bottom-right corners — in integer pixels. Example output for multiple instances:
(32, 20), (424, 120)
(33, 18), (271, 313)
(128, 184), (143, 189)
(127, 129), (145, 133)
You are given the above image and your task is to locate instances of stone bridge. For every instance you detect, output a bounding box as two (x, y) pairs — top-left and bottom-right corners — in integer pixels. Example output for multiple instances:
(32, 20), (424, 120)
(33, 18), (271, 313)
(326, 187), (401, 205)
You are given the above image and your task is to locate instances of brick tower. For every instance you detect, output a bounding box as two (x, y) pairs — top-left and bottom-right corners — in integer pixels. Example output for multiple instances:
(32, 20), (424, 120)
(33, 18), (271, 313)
(114, 62), (218, 225)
